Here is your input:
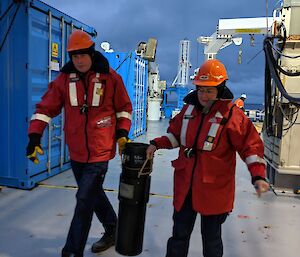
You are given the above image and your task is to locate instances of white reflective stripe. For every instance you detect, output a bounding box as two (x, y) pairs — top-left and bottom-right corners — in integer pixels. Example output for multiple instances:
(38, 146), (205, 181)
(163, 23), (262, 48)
(96, 73), (100, 78)
(116, 111), (132, 120)
(69, 82), (78, 106)
(245, 155), (266, 165)
(180, 105), (194, 146)
(215, 111), (223, 118)
(70, 73), (76, 78)
(92, 83), (102, 106)
(203, 142), (213, 151)
(165, 133), (179, 148)
(201, 111), (223, 151)
(31, 113), (51, 123)
(207, 123), (220, 137)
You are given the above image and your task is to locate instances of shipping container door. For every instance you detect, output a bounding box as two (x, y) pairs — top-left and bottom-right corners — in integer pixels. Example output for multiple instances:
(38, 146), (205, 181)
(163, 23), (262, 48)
(27, 7), (65, 176)
(133, 56), (147, 137)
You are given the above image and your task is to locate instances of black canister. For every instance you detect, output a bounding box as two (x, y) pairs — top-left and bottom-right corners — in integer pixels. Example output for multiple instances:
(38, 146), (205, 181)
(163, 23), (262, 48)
(116, 142), (152, 256)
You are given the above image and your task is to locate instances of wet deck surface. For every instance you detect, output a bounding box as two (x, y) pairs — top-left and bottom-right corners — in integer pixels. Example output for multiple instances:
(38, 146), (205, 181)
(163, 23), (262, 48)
(0, 120), (299, 257)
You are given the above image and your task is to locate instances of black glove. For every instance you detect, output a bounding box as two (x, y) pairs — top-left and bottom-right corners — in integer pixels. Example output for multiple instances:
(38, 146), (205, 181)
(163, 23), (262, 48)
(26, 133), (43, 164)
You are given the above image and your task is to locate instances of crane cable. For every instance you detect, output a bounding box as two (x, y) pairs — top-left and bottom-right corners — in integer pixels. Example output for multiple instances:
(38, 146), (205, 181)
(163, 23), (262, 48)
(263, 38), (300, 105)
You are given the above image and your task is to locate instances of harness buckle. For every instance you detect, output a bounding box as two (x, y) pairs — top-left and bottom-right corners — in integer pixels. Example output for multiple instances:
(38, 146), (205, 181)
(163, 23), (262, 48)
(184, 148), (195, 158)
(80, 104), (89, 114)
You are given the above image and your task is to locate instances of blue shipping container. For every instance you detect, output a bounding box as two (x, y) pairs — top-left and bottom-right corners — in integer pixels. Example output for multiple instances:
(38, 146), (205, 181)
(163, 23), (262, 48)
(162, 87), (189, 118)
(0, 0), (96, 189)
(103, 52), (148, 139)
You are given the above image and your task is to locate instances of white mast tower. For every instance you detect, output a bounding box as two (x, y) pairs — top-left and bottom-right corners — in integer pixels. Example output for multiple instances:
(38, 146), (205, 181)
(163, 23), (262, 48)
(171, 39), (191, 86)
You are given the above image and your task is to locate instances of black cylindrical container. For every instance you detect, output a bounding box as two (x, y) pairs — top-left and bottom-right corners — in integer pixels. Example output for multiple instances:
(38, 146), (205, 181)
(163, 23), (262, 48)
(116, 142), (152, 256)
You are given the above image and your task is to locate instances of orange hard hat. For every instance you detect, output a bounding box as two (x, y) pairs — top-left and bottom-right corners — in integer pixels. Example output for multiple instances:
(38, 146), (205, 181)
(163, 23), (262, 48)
(67, 30), (94, 52)
(193, 59), (228, 87)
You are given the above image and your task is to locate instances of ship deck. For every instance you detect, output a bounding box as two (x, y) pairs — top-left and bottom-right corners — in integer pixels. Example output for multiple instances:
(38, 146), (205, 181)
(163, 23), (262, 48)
(0, 119), (299, 257)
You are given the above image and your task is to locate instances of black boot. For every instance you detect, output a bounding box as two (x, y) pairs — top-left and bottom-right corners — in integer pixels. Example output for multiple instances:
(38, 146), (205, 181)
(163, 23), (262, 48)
(91, 232), (115, 253)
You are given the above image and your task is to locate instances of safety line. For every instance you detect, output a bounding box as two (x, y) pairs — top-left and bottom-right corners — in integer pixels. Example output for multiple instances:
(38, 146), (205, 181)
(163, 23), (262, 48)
(38, 183), (173, 199)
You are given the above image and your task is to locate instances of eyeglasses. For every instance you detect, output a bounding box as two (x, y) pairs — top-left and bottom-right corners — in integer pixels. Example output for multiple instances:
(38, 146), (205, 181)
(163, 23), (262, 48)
(197, 88), (217, 95)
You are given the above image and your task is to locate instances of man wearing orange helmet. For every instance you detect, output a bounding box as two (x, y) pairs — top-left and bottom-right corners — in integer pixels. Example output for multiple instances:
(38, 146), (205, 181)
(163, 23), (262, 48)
(26, 30), (132, 257)
(146, 59), (269, 257)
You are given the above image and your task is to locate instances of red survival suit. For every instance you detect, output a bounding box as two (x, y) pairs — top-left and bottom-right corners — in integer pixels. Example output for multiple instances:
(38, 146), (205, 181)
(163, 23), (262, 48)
(152, 90), (266, 215)
(28, 51), (132, 163)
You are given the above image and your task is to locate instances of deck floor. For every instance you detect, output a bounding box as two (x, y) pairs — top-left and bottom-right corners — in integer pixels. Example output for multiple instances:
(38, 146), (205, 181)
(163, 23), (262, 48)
(0, 120), (299, 257)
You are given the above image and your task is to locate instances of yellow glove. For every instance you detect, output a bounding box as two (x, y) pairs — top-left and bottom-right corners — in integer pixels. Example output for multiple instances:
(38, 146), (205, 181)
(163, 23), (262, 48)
(27, 146), (44, 164)
(26, 133), (44, 164)
(117, 137), (130, 155)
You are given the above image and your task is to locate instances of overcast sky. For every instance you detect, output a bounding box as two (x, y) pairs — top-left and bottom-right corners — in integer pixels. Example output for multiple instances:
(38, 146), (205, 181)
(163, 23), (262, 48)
(42, 0), (279, 104)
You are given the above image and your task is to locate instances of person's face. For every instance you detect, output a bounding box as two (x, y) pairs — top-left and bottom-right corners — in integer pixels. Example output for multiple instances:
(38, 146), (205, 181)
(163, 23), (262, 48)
(197, 86), (218, 107)
(71, 53), (92, 73)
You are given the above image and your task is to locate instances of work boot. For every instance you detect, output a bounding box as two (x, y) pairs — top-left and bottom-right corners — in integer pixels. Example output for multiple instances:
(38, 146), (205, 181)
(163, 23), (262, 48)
(91, 232), (115, 253)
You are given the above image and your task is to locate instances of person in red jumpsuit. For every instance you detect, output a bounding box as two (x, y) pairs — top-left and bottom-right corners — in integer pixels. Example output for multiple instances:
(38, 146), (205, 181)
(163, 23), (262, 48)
(146, 59), (269, 257)
(26, 30), (132, 257)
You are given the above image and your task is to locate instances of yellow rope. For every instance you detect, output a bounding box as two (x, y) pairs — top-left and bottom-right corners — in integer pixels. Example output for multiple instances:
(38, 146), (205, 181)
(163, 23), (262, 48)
(38, 183), (173, 199)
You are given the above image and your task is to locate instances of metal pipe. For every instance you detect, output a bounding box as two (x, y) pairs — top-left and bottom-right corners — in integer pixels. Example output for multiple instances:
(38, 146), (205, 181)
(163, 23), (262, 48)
(47, 11), (52, 173)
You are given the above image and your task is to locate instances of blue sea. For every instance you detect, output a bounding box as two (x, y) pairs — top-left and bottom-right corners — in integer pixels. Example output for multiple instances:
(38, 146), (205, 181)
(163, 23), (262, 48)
(245, 103), (264, 110)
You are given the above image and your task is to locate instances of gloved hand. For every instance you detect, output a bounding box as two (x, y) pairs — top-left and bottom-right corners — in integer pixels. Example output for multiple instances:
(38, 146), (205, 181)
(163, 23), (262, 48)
(117, 137), (130, 156)
(26, 133), (43, 164)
